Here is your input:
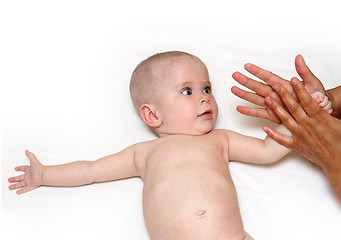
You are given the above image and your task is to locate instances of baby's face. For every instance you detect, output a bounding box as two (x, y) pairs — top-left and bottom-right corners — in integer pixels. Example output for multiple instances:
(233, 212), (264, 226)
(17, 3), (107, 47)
(154, 57), (218, 136)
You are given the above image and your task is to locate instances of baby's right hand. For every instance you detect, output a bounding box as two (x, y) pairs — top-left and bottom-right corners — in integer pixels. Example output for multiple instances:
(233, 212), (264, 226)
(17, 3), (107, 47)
(311, 91), (333, 114)
(8, 150), (44, 194)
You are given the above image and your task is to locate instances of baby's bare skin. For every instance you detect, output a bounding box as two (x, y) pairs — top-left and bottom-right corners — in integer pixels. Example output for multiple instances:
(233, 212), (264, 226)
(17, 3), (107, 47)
(311, 91), (333, 114)
(9, 52), (294, 240)
(135, 130), (245, 240)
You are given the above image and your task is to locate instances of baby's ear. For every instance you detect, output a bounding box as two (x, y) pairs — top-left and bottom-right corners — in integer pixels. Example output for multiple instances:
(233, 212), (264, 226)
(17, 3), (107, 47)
(140, 104), (162, 128)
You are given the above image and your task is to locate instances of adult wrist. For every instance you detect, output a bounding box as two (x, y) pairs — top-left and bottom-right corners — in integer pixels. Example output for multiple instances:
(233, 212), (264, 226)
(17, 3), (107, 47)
(324, 154), (341, 178)
(326, 162), (341, 201)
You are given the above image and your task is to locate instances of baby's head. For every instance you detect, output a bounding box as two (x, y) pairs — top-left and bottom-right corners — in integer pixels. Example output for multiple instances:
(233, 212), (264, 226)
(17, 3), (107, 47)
(130, 51), (218, 137)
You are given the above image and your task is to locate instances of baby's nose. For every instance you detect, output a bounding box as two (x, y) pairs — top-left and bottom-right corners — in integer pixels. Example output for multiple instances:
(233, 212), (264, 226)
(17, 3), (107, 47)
(200, 95), (211, 104)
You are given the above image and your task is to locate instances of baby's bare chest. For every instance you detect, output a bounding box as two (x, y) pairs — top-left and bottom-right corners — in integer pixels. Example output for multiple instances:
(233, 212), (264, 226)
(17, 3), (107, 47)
(144, 135), (227, 175)
(140, 133), (232, 198)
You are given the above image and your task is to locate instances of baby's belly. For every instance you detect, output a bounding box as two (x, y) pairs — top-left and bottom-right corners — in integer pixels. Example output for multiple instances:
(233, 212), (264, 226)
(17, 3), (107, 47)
(142, 171), (245, 240)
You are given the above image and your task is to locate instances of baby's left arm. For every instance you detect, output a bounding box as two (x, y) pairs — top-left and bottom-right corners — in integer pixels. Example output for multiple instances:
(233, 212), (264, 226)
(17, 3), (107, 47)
(225, 124), (291, 165)
(311, 91), (333, 114)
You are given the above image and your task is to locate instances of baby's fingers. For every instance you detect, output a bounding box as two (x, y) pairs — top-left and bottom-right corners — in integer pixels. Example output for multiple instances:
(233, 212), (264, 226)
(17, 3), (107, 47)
(8, 174), (25, 183)
(291, 78), (326, 118)
(9, 181), (26, 191)
(16, 186), (32, 195)
(25, 150), (40, 164)
(14, 165), (28, 172)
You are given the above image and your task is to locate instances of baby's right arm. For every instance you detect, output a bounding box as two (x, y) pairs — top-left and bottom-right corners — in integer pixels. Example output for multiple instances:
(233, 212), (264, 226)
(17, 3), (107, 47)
(8, 146), (139, 194)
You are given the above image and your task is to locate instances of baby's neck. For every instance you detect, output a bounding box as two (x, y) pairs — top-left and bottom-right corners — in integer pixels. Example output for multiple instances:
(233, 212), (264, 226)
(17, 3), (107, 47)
(157, 130), (212, 138)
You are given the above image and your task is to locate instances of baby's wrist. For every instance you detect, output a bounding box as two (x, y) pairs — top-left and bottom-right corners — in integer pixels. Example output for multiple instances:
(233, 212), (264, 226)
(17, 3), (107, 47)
(39, 165), (47, 186)
(311, 91), (333, 114)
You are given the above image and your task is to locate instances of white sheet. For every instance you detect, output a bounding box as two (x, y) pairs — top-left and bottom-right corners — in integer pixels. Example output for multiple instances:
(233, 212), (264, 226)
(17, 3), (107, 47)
(2, 1), (341, 239)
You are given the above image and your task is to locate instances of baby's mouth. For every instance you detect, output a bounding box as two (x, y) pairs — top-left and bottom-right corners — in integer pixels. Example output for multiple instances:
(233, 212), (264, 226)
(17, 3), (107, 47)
(198, 110), (213, 119)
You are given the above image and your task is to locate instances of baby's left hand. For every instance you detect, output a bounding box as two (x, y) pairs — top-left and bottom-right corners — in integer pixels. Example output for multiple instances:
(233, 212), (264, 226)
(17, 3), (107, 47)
(311, 91), (333, 114)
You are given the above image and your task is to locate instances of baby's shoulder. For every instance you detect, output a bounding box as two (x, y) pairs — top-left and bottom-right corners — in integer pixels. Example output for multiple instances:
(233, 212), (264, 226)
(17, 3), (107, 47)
(208, 129), (232, 139)
(132, 138), (159, 152)
(208, 129), (245, 146)
(205, 129), (230, 145)
(129, 139), (161, 173)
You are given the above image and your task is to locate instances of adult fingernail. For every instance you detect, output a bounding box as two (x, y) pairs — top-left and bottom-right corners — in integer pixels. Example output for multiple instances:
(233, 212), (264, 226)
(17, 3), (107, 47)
(291, 78), (298, 86)
(273, 85), (280, 92)
(265, 97), (273, 105)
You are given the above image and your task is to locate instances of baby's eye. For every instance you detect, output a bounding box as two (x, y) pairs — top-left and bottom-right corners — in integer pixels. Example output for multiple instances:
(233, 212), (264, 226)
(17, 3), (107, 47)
(203, 87), (211, 94)
(181, 88), (192, 95)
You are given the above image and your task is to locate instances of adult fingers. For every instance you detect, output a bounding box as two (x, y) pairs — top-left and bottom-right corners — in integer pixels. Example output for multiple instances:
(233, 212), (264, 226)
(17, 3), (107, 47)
(232, 72), (273, 98)
(231, 86), (266, 107)
(290, 78), (325, 118)
(236, 105), (282, 124)
(295, 55), (319, 86)
(271, 82), (308, 121)
(264, 96), (297, 131)
(244, 63), (287, 86)
(263, 125), (293, 149)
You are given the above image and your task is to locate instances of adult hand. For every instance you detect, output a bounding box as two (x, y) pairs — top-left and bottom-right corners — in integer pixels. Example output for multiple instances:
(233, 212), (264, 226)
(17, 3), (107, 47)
(231, 55), (326, 124)
(263, 78), (341, 202)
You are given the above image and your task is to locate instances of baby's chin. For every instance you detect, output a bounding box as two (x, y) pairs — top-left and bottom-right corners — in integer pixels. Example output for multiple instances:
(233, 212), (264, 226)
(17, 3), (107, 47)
(191, 127), (214, 136)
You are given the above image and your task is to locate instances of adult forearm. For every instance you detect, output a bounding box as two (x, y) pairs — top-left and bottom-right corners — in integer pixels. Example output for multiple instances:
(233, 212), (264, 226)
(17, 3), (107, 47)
(327, 86), (341, 119)
(41, 161), (95, 187)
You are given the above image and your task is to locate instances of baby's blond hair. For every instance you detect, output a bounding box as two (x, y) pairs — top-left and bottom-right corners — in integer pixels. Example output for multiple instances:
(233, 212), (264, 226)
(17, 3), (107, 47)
(129, 51), (198, 113)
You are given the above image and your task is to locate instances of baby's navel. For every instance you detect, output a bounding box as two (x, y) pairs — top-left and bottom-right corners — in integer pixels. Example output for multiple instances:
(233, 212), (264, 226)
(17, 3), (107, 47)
(196, 209), (207, 218)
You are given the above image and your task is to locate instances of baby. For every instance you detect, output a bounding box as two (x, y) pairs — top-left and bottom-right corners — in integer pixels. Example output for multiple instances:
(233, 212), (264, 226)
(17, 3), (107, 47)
(8, 51), (328, 240)
(311, 91), (333, 114)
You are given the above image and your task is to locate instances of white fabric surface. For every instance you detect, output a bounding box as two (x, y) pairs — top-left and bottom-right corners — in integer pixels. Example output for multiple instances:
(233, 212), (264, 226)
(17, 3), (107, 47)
(1, 1), (341, 239)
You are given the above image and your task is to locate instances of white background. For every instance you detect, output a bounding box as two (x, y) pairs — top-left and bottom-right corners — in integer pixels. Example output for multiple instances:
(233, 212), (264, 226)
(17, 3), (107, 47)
(1, 0), (341, 239)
